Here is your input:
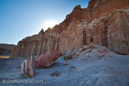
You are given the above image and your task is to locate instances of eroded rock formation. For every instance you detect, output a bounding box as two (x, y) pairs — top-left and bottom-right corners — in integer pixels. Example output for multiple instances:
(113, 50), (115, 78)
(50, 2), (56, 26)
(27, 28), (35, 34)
(10, 0), (129, 58)
(21, 56), (35, 77)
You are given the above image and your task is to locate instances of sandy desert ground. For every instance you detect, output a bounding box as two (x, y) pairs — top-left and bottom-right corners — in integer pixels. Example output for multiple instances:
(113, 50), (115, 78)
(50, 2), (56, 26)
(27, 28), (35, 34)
(0, 46), (129, 86)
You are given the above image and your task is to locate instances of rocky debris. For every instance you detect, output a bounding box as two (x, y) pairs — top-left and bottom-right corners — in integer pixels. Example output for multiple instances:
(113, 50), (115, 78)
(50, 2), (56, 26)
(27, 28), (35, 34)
(67, 54), (73, 60)
(10, 0), (129, 59)
(63, 62), (68, 65)
(63, 53), (73, 61)
(85, 53), (90, 58)
(76, 53), (80, 56)
(61, 44), (116, 62)
(94, 49), (109, 58)
(69, 45), (111, 61)
(72, 52), (76, 55)
(49, 71), (61, 77)
(86, 49), (92, 53)
(78, 47), (86, 52)
(78, 45), (95, 52)
(35, 51), (62, 68)
(21, 56), (35, 78)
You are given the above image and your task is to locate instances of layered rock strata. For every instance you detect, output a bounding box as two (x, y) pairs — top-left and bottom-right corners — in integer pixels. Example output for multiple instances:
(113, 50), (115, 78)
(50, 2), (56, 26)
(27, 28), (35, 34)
(10, 0), (129, 58)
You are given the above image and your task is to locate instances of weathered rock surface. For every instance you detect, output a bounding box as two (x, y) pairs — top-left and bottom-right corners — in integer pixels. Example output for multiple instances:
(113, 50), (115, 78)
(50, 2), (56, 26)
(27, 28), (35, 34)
(10, 0), (129, 58)
(21, 56), (35, 77)
(35, 51), (62, 68)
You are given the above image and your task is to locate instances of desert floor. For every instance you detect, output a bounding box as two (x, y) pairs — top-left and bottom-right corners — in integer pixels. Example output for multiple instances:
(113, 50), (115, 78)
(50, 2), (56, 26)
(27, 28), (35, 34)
(0, 47), (129, 86)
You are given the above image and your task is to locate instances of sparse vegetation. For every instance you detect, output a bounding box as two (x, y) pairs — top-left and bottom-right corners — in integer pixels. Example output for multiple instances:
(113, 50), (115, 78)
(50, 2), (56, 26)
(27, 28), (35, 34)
(70, 66), (76, 69)
(49, 71), (61, 77)
(36, 66), (44, 69)
(11, 63), (16, 65)
(63, 54), (68, 61)
(16, 67), (21, 69)
(3, 63), (6, 65)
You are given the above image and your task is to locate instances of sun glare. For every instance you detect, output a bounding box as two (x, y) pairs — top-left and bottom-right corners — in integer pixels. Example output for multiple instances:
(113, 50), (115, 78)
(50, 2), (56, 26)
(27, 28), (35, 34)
(43, 20), (58, 31)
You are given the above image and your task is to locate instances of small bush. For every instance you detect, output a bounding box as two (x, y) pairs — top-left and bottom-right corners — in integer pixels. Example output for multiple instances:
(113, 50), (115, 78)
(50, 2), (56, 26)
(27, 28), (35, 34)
(49, 71), (61, 77)
(3, 63), (6, 65)
(70, 66), (76, 69)
(63, 54), (68, 61)
(16, 67), (21, 69)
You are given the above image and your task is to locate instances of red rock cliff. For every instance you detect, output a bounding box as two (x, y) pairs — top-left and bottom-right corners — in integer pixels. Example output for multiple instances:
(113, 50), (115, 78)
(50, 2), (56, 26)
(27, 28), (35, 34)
(10, 0), (129, 58)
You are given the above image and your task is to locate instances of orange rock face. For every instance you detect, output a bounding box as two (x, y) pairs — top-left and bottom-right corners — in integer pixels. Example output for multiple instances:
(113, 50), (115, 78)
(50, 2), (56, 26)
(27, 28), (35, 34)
(10, 0), (129, 58)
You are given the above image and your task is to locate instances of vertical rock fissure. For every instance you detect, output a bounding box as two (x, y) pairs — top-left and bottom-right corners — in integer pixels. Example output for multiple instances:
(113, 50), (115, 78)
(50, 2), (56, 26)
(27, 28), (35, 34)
(56, 37), (60, 51)
(18, 43), (22, 57)
(120, 23), (129, 52)
(24, 43), (26, 57)
(96, 28), (99, 45)
(34, 41), (37, 56)
(89, 10), (92, 17)
(52, 38), (56, 51)
(44, 38), (48, 53)
(39, 41), (43, 55)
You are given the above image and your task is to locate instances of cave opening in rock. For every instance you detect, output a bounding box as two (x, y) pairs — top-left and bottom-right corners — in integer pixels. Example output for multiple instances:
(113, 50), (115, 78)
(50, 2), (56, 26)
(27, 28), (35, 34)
(83, 31), (87, 45)
(90, 36), (93, 43)
(102, 26), (108, 47)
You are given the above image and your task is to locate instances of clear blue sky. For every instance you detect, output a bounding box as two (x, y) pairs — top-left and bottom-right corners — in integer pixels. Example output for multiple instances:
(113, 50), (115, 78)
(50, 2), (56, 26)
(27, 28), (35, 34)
(0, 0), (90, 45)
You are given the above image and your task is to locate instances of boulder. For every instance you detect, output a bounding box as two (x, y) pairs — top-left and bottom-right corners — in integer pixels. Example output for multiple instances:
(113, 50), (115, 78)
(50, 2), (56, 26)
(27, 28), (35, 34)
(67, 54), (73, 60)
(35, 51), (62, 68)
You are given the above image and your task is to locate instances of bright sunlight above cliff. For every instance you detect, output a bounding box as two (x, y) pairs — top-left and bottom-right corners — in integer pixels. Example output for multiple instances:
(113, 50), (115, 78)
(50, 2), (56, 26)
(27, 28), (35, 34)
(0, 0), (89, 44)
(43, 20), (58, 31)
